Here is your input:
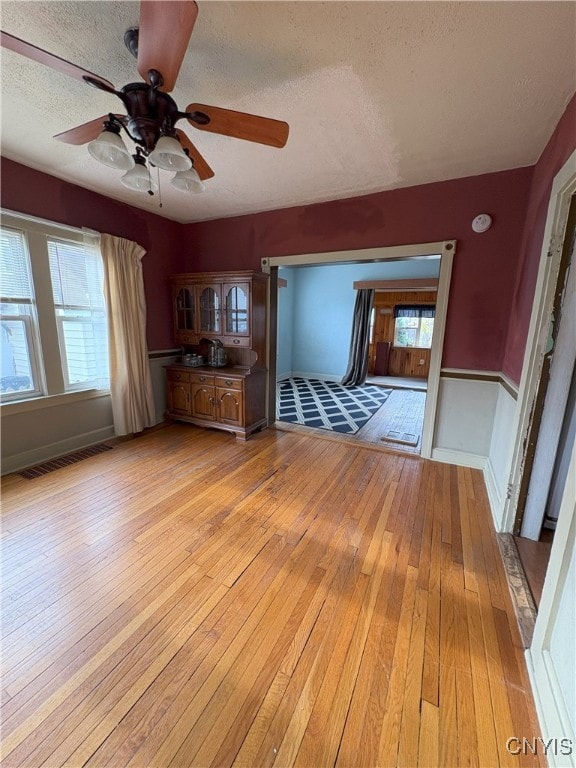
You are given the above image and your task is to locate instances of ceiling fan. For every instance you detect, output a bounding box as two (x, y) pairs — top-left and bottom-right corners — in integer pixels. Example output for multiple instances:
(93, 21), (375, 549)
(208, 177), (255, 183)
(0, 0), (289, 195)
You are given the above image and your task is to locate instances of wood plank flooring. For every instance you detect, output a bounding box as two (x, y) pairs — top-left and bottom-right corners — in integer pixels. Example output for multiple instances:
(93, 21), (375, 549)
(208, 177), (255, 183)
(276, 388), (426, 456)
(1, 424), (544, 767)
(358, 388), (426, 454)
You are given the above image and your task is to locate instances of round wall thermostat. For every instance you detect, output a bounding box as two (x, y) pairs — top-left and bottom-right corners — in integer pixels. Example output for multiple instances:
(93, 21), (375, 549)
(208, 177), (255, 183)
(472, 213), (492, 233)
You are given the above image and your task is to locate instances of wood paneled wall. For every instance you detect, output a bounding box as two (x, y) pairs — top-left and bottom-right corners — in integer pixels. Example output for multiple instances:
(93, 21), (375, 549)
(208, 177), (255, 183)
(369, 290), (437, 378)
(388, 346), (431, 378)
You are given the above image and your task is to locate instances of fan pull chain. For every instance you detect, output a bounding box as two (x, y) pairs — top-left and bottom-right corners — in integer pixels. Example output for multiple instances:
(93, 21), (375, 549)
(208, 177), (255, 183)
(155, 166), (163, 208)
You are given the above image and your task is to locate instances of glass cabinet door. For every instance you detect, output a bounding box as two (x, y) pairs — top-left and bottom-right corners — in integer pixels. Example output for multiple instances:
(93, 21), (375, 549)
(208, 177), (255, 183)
(224, 284), (249, 335)
(175, 287), (195, 331)
(198, 286), (221, 334)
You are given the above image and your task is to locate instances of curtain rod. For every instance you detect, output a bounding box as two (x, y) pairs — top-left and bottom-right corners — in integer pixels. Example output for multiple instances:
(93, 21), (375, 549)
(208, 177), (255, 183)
(1, 208), (99, 238)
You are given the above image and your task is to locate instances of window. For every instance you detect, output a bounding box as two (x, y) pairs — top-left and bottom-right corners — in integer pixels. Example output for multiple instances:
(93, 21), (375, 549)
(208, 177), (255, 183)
(48, 239), (108, 390)
(393, 304), (435, 348)
(0, 212), (109, 403)
(0, 228), (42, 398)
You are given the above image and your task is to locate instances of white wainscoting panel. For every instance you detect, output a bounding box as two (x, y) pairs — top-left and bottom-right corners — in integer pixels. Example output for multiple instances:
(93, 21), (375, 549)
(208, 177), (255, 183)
(485, 382), (519, 530)
(149, 352), (179, 424)
(1, 394), (114, 475)
(431, 375), (498, 468)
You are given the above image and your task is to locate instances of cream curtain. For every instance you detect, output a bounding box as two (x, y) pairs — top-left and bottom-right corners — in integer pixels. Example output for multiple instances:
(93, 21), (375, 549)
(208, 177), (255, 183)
(100, 234), (156, 436)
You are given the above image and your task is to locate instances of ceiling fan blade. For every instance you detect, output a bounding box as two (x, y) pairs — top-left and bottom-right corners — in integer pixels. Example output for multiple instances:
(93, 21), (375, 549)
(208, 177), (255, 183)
(175, 130), (214, 180)
(186, 104), (289, 148)
(137, 0), (198, 92)
(54, 115), (125, 145)
(0, 30), (116, 91)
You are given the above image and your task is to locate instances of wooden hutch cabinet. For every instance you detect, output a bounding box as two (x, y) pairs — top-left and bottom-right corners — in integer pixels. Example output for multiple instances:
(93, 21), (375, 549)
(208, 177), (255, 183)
(166, 271), (268, 440)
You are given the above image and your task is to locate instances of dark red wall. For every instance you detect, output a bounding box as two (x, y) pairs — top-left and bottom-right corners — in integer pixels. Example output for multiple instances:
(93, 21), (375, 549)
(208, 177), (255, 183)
(184, 167), (534, 372)
(0, 159), (185, 350)
(502, 93), (576, 383)
(7, 100), (573, 377)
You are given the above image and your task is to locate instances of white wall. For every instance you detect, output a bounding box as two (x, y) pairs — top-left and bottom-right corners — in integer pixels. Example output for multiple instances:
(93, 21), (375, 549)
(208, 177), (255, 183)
(1, 350), (175, 475)
(431, 374), (499, 469)
(485, 381), (519, 528)
(149, 352), (179, 423)
(277, 267), (295, 377)
(526, 436), (576, 768)
(1, 393), (115, 474)
(549, 547), (576, 722)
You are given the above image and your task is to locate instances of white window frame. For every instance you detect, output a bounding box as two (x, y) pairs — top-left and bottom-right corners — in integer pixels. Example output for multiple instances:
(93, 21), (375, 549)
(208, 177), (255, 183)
(54, 312), (108, 391)
(393, 314), (435, 349)
(0, 226), (45, 402)
(0, 305), (44, 401)
(0, 210), (109, 407)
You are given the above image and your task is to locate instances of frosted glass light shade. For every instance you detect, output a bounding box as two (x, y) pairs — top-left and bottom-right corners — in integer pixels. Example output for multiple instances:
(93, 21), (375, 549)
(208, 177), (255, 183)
(87, 130), (134, 170)
(170, 166), (205, 193)
(120, 162), (158, 193)
(148, 135), (192, 171)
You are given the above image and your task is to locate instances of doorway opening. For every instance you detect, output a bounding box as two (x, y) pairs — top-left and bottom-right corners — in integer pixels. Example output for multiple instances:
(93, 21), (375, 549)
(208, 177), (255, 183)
(502, 150), (576, 637)
(513, 192), (575, 608)
(365, 279), (437, 453)
(261, 240), (456, 459)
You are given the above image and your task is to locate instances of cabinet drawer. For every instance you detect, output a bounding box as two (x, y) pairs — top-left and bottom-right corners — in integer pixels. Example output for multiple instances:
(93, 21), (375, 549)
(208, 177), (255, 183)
(190, 372), (215, 385)
(175, 332), (199, 345)
(215, 376), (243, 391)
(222, 335), (250, 348)
(167, 369), (190, 383)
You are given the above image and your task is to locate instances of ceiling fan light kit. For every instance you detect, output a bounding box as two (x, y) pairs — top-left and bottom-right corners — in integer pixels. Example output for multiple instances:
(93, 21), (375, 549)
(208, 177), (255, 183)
(1, 0), (289, 205)
(87, 123), (135, 171)
(148, 135), (192, 172)
(120, 151), (158, 194)
(171, 166), (205, 194)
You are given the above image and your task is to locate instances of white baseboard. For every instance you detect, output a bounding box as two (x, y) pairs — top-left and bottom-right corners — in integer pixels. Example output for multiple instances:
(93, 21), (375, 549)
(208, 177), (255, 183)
(484, 457), (505, 532)
(1, 426), (116, 475)
(431, 447), (487, 470)
(525, 649), (576, 768)
(289, 371), (341, 383)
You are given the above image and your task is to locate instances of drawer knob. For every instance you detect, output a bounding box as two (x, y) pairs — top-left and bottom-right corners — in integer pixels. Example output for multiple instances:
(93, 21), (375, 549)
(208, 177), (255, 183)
(199, 376), (205, 381)
(233, 339), (240, 344)
(225, 379), (233, 386)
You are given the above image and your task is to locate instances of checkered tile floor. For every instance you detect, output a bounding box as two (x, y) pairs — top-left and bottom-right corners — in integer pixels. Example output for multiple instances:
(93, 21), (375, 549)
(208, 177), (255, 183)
(276, 377), (391, 434)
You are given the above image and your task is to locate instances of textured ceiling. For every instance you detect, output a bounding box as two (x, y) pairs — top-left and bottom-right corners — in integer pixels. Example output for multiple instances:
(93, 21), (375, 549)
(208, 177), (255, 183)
(1, 1), (575, 224)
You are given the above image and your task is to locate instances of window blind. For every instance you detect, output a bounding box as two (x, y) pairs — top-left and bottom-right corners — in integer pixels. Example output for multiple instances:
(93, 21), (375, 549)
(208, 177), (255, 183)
(0, 228), (33, 300)
(48, 237), (109, 390)
(48, 239), (105, 310)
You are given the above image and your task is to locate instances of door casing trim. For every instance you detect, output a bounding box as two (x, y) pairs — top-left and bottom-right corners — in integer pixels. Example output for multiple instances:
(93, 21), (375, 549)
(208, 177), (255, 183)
(261, 240), (456, 459)
(502, 148), (576, 533)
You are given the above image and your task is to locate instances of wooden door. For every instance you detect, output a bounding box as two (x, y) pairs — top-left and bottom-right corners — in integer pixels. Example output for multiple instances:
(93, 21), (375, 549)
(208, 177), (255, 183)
(197, 284), (222, 336)
(168, 382), (190, 416)
(191, 384), (216, 420)
(217, 388), (243, 426)
(173, 286), (194, 331)
(223, 282), (250, 336)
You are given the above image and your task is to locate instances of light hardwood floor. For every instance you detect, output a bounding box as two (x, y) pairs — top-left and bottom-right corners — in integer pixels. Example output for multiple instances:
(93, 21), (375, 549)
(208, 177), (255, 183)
(276, 387), (426, 456)
(357, 388), (426, 454)
(1, 424), (544, 767)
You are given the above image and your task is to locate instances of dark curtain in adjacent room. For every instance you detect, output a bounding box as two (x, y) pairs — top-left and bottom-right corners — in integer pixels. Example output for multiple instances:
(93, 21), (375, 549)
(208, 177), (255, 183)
(341, 288), (375, 386)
